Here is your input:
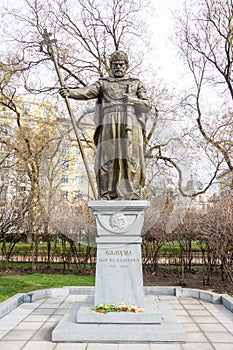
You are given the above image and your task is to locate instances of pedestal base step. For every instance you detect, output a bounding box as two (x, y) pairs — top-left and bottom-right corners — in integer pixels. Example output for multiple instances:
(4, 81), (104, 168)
(76, 295), (161, 324)
(52, 296), (185, 343)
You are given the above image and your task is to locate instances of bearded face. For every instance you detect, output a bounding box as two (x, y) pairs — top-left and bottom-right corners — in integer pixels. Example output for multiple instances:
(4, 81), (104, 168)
(111, 60), (128, 78)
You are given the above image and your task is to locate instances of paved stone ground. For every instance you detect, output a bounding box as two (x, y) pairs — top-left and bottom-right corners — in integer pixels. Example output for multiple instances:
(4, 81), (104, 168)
(1, 292), (233, 350)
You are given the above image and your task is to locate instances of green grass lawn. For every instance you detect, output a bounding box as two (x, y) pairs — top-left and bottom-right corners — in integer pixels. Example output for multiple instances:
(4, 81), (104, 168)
(0, 274), (95, 302)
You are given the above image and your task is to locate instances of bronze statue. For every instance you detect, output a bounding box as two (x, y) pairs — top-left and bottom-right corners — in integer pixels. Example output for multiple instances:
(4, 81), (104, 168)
(59, 51), (151, 200)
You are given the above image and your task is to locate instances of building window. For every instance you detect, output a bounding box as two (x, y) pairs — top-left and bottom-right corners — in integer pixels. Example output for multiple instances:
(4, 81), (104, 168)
(75, 161), (84, 171)
(74, 191), (84, 200)
(22, 103), (32, 112)
(0, 126), (8, 136)
(61, 160), (70, 170)
(40, 176), (47, 185)
(42, 106), (51, 116)
(75, 175), (84, 186)
(61, 175), (69, 184)
(2, 111), (12, 117)
(61, 190), (69, 200)
(62, 146), (70, 155)
(30, 120), (37, 130)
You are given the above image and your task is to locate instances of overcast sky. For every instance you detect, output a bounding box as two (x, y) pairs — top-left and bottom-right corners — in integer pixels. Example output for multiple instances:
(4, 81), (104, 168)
(149, 0), (189, 87)
(1, 0), (188, 88)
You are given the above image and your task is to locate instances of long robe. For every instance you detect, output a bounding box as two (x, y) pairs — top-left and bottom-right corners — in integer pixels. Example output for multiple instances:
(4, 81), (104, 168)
(69, 76), (151, 199)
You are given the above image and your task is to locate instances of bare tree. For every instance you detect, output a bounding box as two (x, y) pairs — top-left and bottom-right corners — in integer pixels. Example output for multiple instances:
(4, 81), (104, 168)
(0, 176), (30, 271)
(0, 75), (61, 269)
(1, 0), (150, 89)
(175, 0), (233, 188)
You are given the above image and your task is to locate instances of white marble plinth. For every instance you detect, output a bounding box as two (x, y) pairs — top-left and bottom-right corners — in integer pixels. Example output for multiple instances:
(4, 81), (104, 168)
(52, 295), (185, 343)
(88, 200), (150, 307)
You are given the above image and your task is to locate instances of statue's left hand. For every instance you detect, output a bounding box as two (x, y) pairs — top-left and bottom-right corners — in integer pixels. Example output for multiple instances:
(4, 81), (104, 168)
(122, 94), (138, 105)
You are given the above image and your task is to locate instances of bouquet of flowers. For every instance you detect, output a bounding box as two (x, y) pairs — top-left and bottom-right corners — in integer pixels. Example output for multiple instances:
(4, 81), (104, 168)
(91, 302), (144, 314)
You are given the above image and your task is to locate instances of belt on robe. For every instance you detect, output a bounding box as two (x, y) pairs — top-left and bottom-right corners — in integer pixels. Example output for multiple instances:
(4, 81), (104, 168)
(103, 104), (135, 114)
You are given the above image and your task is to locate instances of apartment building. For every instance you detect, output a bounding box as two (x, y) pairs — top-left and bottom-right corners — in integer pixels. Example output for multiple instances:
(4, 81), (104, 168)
(0, 97), (95, 205)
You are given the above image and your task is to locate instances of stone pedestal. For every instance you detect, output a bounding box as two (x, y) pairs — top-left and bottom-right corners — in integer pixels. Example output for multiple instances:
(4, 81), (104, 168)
(52, 200), (186, 343)
(88, 200), (149, 307)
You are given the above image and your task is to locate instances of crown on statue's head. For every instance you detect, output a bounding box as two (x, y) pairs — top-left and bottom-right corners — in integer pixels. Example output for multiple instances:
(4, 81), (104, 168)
(109, 51), (129, 66)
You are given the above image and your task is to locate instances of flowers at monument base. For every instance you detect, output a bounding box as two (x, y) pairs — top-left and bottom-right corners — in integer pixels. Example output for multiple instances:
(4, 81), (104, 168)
(91, 302), (144, 314)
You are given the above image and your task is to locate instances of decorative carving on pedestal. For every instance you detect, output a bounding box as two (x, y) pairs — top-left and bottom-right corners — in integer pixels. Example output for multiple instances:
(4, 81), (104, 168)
(109, 213), (128, 229)
(96, 212), (141, 234)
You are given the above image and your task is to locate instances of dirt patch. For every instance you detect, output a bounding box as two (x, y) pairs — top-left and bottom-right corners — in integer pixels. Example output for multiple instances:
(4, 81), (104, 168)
(0, 266), (96, 276)
(143, 266), (233, 296)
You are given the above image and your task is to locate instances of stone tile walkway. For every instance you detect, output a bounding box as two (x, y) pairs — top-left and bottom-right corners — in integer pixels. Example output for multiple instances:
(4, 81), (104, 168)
(0, 291), (233, 349)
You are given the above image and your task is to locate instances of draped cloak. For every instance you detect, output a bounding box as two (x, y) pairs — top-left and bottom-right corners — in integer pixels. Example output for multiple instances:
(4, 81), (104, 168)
(70, 76), (151, 199)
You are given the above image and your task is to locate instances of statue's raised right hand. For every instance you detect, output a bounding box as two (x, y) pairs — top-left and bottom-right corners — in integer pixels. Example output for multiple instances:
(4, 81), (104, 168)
(59, 87), (70, 98)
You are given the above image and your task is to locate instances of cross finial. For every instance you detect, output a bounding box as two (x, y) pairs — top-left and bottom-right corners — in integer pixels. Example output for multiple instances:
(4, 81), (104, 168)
(40, 28), (57, 55)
